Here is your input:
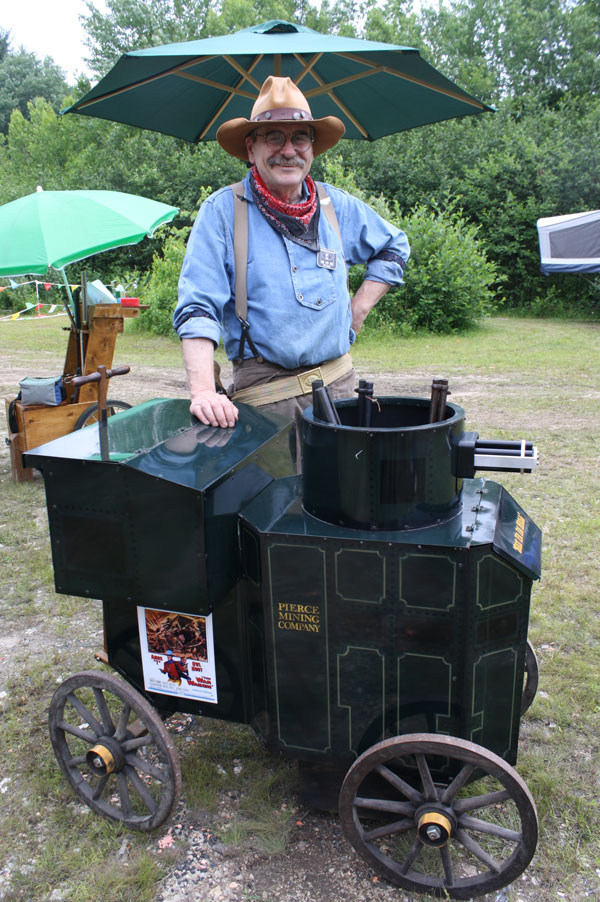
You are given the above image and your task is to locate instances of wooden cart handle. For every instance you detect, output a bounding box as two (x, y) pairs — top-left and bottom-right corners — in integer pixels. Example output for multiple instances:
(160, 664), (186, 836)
(72, 365), (130, 387)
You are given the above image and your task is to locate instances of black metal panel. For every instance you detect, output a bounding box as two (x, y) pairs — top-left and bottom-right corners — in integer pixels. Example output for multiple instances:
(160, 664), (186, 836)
(44, 458), (136, 601)
(28, 400), (294, 614)
(267, 543), (330, 752)
(494, 487), (542, 579)
(466, 545), (532, 763)
(123, 465), (207, 611)
(242, 479), (533, 770)
(42, 456), (208, 611)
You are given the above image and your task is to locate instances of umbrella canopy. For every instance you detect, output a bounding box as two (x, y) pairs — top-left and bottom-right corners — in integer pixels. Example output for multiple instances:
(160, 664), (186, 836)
(63, 20), (493, 143)
(0, 188), (178, 277)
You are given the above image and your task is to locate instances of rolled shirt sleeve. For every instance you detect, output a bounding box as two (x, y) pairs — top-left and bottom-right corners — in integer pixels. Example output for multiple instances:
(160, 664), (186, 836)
(329, 185), (409, 286)
(174, 186), (235, 343)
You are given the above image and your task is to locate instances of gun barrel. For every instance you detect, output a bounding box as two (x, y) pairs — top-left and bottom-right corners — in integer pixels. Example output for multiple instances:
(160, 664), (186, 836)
(455, 434), (538, 476)
(311, 382), (341, 425)
(429, 378), (450, 423)
(355, 379), (374, 427)
(473, 439), (538, 473)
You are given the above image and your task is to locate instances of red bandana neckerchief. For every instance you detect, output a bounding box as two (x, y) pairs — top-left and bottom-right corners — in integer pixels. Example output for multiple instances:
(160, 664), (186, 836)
(249, 165), (320, 250)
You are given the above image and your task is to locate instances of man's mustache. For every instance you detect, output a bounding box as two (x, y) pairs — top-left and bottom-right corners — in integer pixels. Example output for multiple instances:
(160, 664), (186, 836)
(268, 155), (305, 168)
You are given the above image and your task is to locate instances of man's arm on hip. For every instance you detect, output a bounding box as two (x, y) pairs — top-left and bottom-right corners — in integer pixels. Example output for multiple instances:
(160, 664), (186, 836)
(351, 280), (391, 334)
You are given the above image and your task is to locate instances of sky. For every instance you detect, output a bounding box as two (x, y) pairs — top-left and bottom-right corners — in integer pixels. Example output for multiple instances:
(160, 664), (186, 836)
(5, 0), (107, 82)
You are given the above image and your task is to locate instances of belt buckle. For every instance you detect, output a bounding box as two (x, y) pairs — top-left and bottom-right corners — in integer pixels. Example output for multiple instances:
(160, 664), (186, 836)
(297, 367), (323, 395)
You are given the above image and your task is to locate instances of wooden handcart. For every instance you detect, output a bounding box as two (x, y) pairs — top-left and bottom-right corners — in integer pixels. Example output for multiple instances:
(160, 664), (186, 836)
(5, 301), (144, 482)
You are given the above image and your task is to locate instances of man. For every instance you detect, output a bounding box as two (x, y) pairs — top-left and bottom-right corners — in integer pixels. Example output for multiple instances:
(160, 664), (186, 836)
(159, 651), (192, 687)
(174, 76), (409, 430)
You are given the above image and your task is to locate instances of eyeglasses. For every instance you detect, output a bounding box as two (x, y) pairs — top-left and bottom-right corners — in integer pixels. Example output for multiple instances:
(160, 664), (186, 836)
(253, 129), (314, 151)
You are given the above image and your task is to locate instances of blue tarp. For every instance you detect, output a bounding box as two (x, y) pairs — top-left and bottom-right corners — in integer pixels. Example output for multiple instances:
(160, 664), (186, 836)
(537, 210), (600, 274)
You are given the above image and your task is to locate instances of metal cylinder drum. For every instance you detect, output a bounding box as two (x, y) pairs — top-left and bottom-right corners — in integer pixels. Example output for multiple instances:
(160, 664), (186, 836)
(302, 397), (466, 530)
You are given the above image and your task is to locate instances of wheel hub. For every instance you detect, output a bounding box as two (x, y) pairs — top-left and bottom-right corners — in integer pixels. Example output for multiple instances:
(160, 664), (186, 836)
(86, 735), (125, 776)
(415, 805), (456, 847)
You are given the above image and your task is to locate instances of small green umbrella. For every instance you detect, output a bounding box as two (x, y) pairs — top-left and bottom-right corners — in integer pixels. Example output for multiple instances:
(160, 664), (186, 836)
(0, 188), (178, 368)
(0, 188), (178, 277)
(63, 20), (493, 143)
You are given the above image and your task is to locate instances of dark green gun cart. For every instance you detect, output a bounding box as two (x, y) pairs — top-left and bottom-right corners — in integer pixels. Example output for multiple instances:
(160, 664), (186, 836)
(24, 388), (541, 899)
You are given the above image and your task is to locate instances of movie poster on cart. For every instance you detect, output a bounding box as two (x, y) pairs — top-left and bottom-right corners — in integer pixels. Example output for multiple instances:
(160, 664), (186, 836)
(137, 606), (218, 704)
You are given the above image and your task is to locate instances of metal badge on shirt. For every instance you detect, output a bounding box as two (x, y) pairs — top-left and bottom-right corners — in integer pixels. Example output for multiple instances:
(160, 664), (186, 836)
(317, 247), (337, 270)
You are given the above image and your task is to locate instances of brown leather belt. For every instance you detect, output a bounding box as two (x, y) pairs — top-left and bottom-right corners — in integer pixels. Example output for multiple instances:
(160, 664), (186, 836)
(230, 353), (353, 407)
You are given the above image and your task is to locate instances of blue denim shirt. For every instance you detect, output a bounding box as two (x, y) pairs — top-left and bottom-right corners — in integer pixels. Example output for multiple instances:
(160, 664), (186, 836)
(175, 174), (409, 369)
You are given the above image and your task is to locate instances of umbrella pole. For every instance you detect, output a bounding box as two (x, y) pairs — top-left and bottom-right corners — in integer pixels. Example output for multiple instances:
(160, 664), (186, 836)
(60, 269), (83, 374)
(59, 270), (78, 331)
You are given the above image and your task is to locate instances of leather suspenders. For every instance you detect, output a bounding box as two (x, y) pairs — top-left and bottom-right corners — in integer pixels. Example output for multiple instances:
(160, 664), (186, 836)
(230, 180), (344, 363)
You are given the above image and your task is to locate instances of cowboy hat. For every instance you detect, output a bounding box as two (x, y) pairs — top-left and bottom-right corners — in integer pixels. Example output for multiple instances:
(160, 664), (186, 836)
(216, 76), (345, 160)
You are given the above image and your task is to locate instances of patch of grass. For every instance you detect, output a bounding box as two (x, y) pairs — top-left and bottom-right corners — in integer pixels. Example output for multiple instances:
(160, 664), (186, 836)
(220, 805), (294, 855)
(4, 822), (167, 902)
(0, 662), (173, 902)
(354, 316), (600, 378)
(180, 719), (296, 852)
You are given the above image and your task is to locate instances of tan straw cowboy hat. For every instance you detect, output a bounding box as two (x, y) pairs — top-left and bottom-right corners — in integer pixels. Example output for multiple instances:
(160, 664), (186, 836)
(216, 76), (345, 160)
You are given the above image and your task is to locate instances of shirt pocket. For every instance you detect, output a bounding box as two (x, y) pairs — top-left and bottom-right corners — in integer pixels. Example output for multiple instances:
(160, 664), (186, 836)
(287, 242), (337, 311)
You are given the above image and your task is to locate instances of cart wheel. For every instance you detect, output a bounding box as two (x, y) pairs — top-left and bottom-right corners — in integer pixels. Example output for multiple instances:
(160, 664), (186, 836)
(49, 670), (181, 831)
(339, 733), (537, 900)
(74, 400), (131, 429)
(521, 640), (539, 715)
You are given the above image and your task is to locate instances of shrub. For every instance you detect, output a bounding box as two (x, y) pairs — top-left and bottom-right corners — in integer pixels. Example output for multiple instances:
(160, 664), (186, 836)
(135, 190), (211, 336)
(376, 202), (502, 334)
(321, 156), (500, 334)
(135, 226), (190, 335)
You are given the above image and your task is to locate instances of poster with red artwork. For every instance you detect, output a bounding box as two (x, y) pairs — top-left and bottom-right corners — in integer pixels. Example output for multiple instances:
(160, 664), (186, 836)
(137, 606), (218, 704)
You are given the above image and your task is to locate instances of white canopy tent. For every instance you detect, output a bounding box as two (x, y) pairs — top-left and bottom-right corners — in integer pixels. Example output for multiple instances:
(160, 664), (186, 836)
(537, 210), (600, 275)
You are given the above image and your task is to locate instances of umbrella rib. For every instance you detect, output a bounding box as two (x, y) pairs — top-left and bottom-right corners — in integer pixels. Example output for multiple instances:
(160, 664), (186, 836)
(197, 57), (262, 141)
(72, 59), (203, 110)
(222, 56), (262, 90)
(322, 92), (368, 137)
(295, 54), (370, 138)
(173, 69), (256, 98)
(304, 68), (386, 96)
(72, 56), (256, 111)
(294, 53), (323, 87)
(339, 52), (490, 109)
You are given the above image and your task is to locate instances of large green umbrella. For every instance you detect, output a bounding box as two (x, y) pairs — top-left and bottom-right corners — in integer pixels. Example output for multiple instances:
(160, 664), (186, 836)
(63, 20), (493, 143)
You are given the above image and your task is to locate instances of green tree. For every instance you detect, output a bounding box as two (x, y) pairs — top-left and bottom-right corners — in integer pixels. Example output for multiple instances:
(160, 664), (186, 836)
(0, 94), (244, 280)
(366, 0), (600, 107)
(81, 0), (359, 77)
(336, 96), (600, 312)
(0, 34), (69, 133)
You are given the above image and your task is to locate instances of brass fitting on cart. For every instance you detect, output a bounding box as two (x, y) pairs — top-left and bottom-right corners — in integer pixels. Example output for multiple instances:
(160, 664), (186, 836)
(417, 811), (454, 847)
(86, 743), (116, 776)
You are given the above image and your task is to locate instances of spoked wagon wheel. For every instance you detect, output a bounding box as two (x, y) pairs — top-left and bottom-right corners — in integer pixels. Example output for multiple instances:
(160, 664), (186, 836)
(339, 733), (537, 900)
(521, 639), (539, 715)
(49, 671), (181, 831)
(74, 399), (131, 430)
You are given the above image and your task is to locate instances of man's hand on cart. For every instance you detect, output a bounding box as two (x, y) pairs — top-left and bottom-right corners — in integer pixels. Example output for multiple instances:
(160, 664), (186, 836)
(190, 389), (238, 428)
